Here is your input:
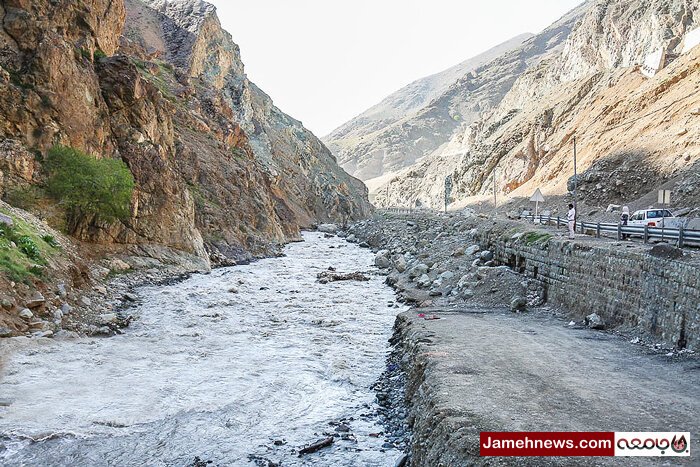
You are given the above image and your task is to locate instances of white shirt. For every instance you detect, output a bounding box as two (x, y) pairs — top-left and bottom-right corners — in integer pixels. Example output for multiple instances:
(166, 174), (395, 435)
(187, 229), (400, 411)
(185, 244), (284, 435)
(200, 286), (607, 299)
(567, 208), (576, 221)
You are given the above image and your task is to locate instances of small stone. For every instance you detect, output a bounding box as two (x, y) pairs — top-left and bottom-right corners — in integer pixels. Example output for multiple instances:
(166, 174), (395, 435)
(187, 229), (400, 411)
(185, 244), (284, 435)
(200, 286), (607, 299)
(0, 327), (13, 338)
(61, 303), (73, 315)
(585, 313), (605, 330)
(53, 309), (63, 322)
(1, 297), (13, 310)
(19, 308), (33, 320)
(57, 283), (68, 298)
(359, 241), (370, 248)
(228, 287), (239, 294)
(568, 321), (576, 327)
(80, 296), (92, 307)
(94, 285), (107, 295)
(452, 247), (465, 257)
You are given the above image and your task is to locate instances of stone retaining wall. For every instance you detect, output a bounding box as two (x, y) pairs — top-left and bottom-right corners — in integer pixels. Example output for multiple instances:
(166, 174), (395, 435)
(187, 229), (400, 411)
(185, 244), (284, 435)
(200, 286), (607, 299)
(476, 226), (700, 350)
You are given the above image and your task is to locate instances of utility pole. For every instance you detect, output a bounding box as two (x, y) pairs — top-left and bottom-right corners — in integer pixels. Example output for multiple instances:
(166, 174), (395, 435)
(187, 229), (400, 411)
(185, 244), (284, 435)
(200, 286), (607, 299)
(492, 167), (497, 211)
(573, 135), (578, 220)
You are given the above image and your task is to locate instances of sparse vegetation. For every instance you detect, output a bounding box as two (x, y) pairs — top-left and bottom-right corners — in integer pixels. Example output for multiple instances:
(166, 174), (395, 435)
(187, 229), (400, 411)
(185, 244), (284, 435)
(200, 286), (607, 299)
(523, 231), (552, 245)
(0, 213), (56, 282)
(3, 185), (45, 211)
(44, 146), (135, 225)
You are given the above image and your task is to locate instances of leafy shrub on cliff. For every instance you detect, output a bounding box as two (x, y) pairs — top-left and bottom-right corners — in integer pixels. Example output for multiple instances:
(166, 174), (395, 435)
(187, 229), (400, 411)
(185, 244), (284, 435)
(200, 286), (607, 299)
(45, 146), (135, 224)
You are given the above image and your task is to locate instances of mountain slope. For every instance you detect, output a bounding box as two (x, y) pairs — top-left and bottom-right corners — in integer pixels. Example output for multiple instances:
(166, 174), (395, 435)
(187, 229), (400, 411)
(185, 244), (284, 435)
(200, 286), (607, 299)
(323, 34), (534, 182)
(0, 0), (370, 267)
(375, 0), (700, 213)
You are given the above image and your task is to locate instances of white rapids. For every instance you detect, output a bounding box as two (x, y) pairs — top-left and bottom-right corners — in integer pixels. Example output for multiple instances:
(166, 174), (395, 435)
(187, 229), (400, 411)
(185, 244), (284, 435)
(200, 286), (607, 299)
(0, 232), (405, 466)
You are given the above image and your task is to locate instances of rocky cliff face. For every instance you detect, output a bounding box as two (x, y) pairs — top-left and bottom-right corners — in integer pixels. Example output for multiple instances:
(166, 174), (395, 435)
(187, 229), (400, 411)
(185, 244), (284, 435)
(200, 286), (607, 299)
(375, 0), (700, 212)
(323, 34), (534, 184)
(0, 0), (370, 267)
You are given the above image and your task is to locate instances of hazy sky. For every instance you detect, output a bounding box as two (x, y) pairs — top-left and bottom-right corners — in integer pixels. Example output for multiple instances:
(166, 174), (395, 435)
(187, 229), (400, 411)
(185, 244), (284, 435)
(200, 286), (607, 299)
(208, 0), (583, 137)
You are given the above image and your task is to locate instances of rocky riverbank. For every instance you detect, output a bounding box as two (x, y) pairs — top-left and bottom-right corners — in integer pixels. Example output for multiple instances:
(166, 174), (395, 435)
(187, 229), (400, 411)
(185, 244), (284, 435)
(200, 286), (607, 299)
(344, 210), (699, 466)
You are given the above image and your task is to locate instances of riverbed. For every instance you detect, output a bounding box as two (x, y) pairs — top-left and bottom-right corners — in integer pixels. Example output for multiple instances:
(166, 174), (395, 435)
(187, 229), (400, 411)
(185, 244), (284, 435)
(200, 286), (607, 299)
(0, 232), (405, 466)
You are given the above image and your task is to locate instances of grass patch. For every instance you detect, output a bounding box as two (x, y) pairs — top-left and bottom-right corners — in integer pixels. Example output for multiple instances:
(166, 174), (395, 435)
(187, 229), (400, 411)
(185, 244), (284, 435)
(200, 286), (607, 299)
(0, 212), (58, 282)
(523, 231), (552, 245)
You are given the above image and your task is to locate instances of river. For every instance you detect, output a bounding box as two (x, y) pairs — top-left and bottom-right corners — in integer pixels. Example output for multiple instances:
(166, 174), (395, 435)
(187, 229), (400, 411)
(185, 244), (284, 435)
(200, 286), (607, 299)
(0, 232), (405, 466)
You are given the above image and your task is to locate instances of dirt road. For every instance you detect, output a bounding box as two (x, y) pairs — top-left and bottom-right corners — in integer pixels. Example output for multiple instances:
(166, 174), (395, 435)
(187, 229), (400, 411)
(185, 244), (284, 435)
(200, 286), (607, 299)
(399, 306), (699, 466)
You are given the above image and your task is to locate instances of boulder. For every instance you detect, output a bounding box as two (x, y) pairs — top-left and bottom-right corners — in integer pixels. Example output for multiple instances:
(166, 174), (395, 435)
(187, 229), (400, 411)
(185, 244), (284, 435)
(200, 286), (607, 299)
(19, 308), (33, 320)
(317, 223), (338, 234)
(416, 274), (432, 288)
(25, 292), (46, 309)
(465, 245), (480, 256)
(1, 297), (14, 310)
(346, 234), (358, 243)
(408, 263), (429, 279)
(439, 271), (455, 281)
(585, 313), (605, 330)
(394, 256), (407, 273)
(480, 250), (494, 262)
(375, 250), (392, 269)
(510, 297), (527, 312)
(0, 327), (13, 338)
(109, 259), (131, 272)
(98, 313), (118, 325)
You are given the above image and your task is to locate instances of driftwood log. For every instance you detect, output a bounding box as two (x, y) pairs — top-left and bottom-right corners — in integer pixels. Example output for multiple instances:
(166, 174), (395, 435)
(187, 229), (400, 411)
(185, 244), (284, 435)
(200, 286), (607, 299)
(298, 437), (334, 456)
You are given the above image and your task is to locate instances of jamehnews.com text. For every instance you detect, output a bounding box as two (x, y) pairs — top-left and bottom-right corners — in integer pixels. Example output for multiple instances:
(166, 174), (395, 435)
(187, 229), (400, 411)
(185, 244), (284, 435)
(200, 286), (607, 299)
(480, 432), (690, 457)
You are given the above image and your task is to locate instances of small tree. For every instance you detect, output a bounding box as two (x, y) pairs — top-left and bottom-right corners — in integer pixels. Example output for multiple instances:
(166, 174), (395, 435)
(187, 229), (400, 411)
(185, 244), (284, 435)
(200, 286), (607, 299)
(45, 146), (135, 224)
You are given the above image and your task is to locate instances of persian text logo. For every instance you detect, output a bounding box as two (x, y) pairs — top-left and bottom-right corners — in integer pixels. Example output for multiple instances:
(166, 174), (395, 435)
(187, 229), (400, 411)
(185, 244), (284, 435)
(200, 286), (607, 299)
(615, 432), (690, 457)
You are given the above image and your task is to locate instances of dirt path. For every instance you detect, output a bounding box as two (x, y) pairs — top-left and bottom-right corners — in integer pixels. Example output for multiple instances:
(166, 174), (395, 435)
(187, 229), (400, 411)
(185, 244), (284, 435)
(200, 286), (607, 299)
(401, 306), (699, 466)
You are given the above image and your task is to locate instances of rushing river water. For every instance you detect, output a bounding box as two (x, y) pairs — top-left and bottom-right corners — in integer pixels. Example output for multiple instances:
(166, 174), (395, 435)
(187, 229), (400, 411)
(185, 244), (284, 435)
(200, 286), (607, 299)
(0, 232), (405, 466)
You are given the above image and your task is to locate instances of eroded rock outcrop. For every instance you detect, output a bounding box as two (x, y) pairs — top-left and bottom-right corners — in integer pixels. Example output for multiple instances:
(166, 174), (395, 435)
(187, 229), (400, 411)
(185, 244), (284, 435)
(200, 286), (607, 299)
(374, 0), (700, 211)
(0, 0), (370, 268)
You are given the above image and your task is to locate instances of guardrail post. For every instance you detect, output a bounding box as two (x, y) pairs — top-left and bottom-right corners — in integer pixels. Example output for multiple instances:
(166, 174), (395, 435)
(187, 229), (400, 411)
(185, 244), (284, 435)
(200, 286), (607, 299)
(556, 216), (560, 229)
(643, 225), (649, 244)
(678, 226), (684, 248)
(617, 224), (621, 241)
(596, 223), (601, 238)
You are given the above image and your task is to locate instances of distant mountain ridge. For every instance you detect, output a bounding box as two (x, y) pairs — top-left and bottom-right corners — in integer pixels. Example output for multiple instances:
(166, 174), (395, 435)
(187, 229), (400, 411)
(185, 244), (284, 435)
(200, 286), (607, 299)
(323, 33), (534, 182)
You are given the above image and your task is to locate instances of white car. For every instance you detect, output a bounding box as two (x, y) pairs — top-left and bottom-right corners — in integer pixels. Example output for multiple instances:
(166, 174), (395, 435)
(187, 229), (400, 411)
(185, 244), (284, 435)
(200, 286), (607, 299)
(628, 209), (676, 228)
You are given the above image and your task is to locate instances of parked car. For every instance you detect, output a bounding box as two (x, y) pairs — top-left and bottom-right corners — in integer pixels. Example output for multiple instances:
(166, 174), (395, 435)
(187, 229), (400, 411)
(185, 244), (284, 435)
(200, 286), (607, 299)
(628, 209), (677, 228)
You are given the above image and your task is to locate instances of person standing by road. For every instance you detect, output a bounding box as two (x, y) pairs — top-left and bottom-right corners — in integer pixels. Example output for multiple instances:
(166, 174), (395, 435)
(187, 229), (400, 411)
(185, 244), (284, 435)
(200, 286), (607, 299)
(567, 203), (576, 239)
(620, 206), (630, 240)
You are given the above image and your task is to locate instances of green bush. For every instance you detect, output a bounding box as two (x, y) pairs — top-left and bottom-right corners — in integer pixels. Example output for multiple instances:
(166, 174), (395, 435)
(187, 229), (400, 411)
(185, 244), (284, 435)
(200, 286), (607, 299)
(16, 235), (41, 260)
(44, 146), (135, 224)
(41, 234), (60, 248)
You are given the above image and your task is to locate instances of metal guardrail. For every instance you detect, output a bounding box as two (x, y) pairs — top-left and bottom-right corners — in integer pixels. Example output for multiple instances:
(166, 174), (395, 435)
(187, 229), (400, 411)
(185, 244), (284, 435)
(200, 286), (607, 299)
(522, 214), (700, 248)
(379, 208), (700, 248)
